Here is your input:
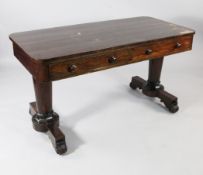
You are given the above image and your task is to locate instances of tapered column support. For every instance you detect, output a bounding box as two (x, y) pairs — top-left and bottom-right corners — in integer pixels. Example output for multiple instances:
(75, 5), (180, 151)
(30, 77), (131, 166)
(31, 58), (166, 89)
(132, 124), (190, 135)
(29, 77), (67, 154)
(130, 57), (179, 113)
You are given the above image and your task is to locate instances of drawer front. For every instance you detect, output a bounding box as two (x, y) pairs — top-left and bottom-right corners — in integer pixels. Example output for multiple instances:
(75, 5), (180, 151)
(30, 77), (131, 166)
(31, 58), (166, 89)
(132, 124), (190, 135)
(128, 35), (193, 62)
(49, 49), (132, 80)
(49, 35), (193, 80)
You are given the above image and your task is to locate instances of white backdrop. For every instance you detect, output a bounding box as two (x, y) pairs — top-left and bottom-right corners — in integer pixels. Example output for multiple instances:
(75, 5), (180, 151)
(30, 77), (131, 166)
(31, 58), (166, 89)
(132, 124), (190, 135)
(0, 0), (203, 175)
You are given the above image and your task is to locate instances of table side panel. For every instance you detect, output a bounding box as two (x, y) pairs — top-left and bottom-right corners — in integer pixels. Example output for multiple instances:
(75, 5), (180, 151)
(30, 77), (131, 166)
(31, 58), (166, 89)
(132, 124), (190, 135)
(12, 43), (50, 81)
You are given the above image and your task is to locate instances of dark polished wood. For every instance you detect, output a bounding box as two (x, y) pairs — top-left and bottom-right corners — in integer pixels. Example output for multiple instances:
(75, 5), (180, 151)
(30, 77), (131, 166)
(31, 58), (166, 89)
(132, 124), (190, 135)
(9, 17), (194, 61)
(48, 35), (193, 81)
(30, 78), (67, 154)
(33, 78), (52, 114)
(130, 57), (178, 113)
(9, 17), (195, 154)
(10, 17), (194, 81)
(29, 102), (67, 154)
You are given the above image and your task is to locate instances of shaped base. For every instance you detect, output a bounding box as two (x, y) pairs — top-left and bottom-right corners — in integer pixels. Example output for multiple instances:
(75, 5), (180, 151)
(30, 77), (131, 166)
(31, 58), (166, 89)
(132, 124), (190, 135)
(130, 76), (179, 113)
(29, 102), (67, 154)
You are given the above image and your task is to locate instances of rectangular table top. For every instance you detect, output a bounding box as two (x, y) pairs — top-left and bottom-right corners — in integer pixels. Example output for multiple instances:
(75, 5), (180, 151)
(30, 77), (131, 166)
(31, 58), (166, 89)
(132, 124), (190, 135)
(9, 16), (195, 62)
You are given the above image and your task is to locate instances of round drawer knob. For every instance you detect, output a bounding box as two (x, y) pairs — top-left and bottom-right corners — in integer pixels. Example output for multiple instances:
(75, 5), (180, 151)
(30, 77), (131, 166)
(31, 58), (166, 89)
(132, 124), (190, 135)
(68, 64), (77, 72)
(176, 42), (182, 48)
(108, 56), (117, 64)
(145, 49), (153, 55)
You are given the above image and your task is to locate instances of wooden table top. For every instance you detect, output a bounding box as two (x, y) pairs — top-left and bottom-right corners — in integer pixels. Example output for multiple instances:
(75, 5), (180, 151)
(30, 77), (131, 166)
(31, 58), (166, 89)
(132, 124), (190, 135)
(9, 16), (195, 61)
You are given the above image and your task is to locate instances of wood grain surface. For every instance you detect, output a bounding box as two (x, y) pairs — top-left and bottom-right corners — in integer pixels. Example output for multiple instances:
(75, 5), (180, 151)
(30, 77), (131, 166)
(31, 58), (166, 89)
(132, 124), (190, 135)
(9, 16), (195, 62)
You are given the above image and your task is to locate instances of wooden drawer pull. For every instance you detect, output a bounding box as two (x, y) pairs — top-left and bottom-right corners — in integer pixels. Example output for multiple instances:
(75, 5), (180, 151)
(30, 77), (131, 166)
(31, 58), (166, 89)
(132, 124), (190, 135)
(145, 49), (153, 55)
(68, 64), (77, 72)
(108, 56), (117, 64)
(175, 42), (182, 48)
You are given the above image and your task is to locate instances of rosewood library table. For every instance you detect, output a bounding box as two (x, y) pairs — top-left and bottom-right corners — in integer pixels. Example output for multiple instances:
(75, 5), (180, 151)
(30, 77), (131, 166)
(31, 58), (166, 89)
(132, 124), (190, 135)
(9, 17), (195, 154)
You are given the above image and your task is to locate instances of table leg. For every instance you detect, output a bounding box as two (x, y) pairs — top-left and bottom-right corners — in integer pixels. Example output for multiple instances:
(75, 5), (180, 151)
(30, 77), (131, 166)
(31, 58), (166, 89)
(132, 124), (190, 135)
(29, 78), (67, 154)
(129, 57), (179, 113)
